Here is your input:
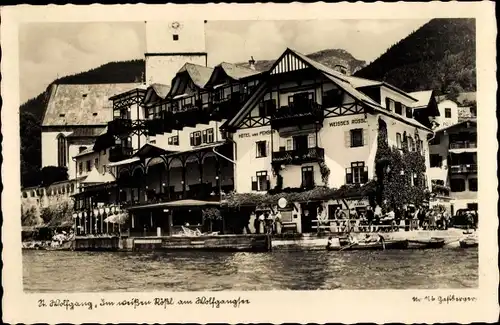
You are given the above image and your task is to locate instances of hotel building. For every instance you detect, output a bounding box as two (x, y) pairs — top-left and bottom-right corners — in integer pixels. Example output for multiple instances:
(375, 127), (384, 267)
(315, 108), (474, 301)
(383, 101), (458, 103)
(68, 22), (441, 236)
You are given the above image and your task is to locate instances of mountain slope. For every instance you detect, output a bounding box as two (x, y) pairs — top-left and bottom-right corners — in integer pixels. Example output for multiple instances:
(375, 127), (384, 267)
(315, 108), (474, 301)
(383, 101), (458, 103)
(355, 18), (476, 95)
(237, 48), (366, 74)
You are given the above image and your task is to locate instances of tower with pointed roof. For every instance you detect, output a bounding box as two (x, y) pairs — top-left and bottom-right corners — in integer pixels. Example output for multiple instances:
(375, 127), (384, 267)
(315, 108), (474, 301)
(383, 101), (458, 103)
(145, 21), (208, 86)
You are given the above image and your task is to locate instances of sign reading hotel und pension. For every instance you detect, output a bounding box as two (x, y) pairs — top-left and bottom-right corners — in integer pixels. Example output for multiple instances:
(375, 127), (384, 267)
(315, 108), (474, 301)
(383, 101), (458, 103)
(238, 129), (274, 138)
(237, 117), (366, 138)
(329, 117), (367, 127)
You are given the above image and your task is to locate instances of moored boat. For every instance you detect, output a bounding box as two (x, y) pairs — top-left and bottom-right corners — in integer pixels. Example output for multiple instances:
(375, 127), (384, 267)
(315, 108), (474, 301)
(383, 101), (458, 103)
(459, 238), (478, 248)
(408, 238), (446, 249)
(326, 239), (409, 251)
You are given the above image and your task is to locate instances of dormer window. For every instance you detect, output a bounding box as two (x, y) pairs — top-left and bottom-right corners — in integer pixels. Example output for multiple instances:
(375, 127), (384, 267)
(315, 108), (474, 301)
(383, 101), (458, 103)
(405, 106), (413, 118)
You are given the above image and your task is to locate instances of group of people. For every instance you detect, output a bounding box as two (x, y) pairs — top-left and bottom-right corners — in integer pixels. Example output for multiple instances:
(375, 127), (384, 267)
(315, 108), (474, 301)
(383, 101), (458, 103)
(245, 206), (282, 235)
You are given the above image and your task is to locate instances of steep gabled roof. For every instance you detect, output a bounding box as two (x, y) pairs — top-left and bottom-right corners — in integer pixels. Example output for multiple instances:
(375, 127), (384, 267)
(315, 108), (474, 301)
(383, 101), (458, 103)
(177, 63), (214, 89)
(206, 62), (261, 88)
(42, 83), (142, 126)
(225, 48), (431, 132)
(143, 83), (171, 106)
(434, 118), (477, 133)
(409, 90), (434, 108)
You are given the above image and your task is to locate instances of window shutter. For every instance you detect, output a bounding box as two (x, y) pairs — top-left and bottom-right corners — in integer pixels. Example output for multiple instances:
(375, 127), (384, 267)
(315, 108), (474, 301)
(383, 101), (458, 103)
(362, 167), (369, 183)
(345, 131), (351, 148)
(202, 130), (207, 143)
(266, 141), (270, 156)
(385, 98), (390, 110)
(346, 168), (353, 184)
(251, 177), (258, 191)
(266, 177), (271, 191)
(362, 129), (368, 146)
(190, 133), (194, 146)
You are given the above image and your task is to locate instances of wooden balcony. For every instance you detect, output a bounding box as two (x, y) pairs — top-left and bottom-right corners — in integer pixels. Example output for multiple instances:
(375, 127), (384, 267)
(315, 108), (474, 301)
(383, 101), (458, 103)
(450, 164), (477, 174)
(271, 102), (324, 130)
(145, 118), (164, 136)
(449, 141), (477, 150)
(107, 118), (133, 136)
(109, 146), (134, 163)
(272, 147), (325, 165)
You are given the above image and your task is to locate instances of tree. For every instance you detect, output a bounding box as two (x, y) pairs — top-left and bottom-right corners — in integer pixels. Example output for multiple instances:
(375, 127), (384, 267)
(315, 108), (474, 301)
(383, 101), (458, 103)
(40, 166), (69, 186)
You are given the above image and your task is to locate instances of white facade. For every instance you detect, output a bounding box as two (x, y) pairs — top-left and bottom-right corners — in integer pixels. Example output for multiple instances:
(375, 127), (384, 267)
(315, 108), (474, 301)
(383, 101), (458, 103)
(428, 121), (477, 213)
(145, 21), (207, 86)
(434, 99), (459, 128)
(233, 79), (432, 194)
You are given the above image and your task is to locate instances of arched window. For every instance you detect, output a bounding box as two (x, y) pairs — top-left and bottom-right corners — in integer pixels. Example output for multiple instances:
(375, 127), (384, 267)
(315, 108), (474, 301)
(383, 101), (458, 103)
(57, 133), (67, 167)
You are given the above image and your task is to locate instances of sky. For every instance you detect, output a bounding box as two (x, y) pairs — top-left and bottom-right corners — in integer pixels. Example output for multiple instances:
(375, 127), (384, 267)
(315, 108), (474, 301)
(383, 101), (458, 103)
(19, 19), (429, 103)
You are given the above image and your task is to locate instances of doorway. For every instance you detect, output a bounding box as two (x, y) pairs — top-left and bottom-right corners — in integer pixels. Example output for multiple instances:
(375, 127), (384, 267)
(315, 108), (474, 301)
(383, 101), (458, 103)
(301, 202), (319, 233)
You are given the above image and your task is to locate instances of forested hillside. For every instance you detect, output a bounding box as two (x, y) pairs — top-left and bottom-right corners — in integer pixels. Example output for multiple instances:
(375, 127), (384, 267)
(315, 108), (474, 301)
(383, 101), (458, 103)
(355, 18), (476, 96)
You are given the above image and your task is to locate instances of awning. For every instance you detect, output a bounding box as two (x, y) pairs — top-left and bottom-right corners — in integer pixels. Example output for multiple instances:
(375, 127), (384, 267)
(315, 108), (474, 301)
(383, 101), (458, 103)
(127, 199), (221, 211)
(107, 157), (140, 167)
(133, 143), (176, 159)
(81, 167), (116, 184)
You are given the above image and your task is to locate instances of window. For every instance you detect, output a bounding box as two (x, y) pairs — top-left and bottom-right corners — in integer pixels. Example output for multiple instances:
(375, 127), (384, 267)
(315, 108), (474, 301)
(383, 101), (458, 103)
(258, 99), (276, 117)
(468, 178), (478, 192)
(395, 102), (402, 115)
(346, 162), (368, 184)
(350, 129), (364, 147)
(307, 134), (316, 148)
(445, 108), (452, 118)
(256, 141), (267, 158)
(78, 162), (83, 175)
(190, 131), (202, 146)
(396, 133), (402, 149)
(385, 98), (395, 112)
(323, 89), (343, 107)
(430, 154), (442, 168)
(286, 139), (293, 151)
(450, 178), (466, 192)
(57, 134), (67, 167)
(168, 135), (179, 146)
(405, 106), (413, 118)
(252, 171), (269, 192)
(408, 136), (414, 151)
(301, 166), (315, 188)
(94, 158), (99, 169)
(206, 128), (214, 143)
(467, 203), (478, 211)
(173, 34), (179, 41)
(86, 160), (91, 172)
(432, 179), (445, 186)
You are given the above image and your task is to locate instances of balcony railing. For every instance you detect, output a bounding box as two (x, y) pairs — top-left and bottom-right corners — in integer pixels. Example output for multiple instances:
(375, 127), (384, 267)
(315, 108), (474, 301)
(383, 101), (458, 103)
(109, 146), (134, 163)
(271, 102), (324, 129)
(450, 164), (478, 174)
(107, 118), (132, 136)
(272, 147), (325, 165)
(449, 141), (477, 149)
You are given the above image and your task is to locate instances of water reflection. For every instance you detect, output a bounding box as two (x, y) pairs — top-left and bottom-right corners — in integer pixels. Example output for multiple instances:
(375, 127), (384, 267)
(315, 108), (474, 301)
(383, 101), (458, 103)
(23, 248), (478, 292)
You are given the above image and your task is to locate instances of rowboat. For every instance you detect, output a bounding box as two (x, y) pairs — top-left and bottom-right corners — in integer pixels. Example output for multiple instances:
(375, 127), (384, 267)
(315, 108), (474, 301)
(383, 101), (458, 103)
(326, 239), (409, 251)
(408, 238), (446, 249)
(459, 238), (478, 248)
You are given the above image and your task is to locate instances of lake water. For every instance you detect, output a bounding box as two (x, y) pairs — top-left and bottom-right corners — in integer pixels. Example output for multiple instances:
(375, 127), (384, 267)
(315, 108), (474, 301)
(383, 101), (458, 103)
(23, 248), (478, 292)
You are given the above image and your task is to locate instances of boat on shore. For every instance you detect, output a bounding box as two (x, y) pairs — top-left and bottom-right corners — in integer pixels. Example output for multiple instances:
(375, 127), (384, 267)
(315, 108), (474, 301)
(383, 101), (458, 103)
(326, 239), (409, 251)
(459, 238), (478, 248)
(408, 238), (446, 249)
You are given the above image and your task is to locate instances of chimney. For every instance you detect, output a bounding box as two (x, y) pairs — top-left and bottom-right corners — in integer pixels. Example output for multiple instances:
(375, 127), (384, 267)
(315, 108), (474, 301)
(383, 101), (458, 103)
(333, 64), (349, 76)
(249, 56), (256, 70)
